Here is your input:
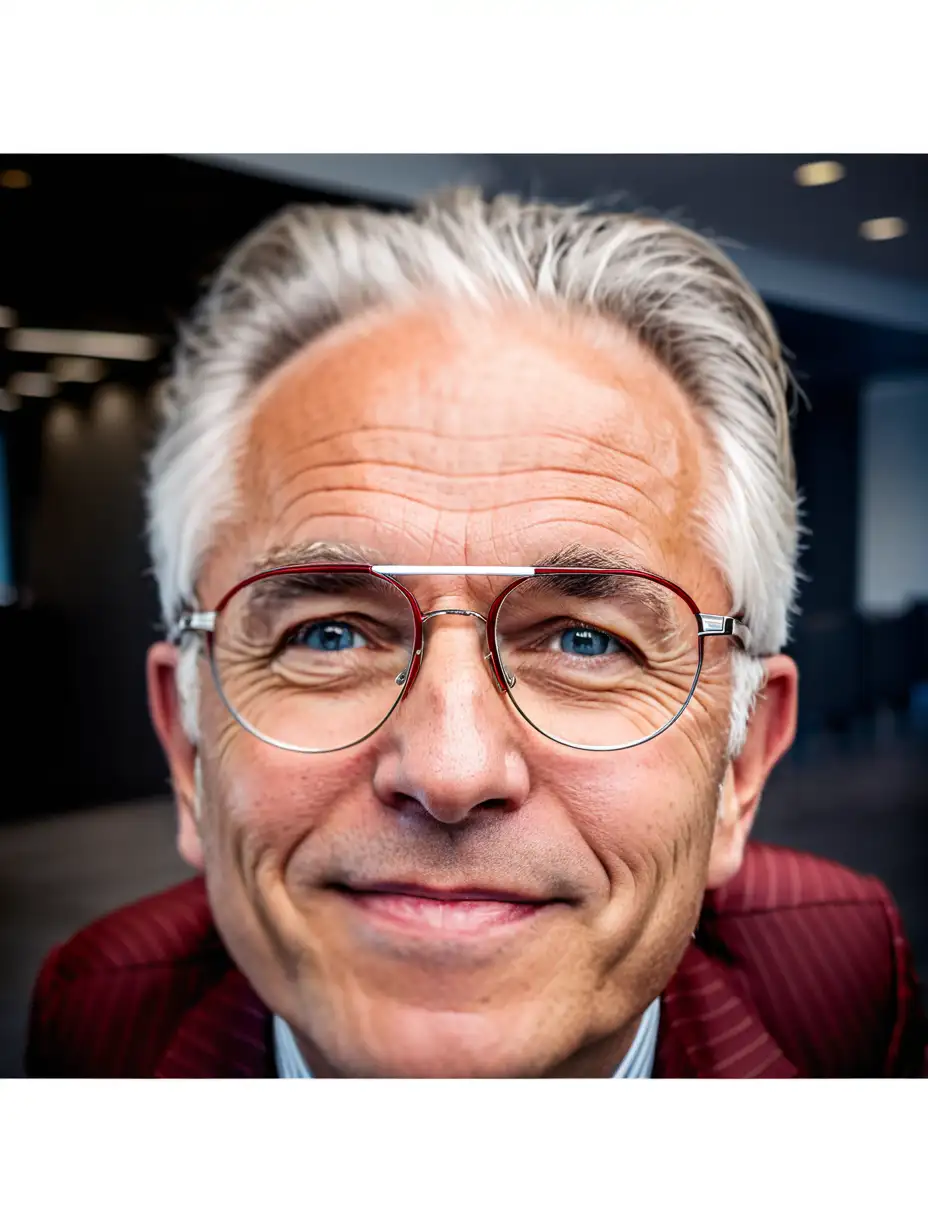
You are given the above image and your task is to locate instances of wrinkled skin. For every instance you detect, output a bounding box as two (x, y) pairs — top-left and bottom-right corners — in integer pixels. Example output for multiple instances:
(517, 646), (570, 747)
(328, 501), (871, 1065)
(149, 301), (797, 1077)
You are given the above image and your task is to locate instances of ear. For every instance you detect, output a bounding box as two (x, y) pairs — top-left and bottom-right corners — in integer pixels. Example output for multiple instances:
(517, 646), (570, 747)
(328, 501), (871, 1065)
(706, 654), (798, 890)
(147, 641), (204, 871)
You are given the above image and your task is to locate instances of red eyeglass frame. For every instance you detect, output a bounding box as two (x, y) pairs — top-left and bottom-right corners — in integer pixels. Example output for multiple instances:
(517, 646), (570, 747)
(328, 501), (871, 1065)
(170, 563), (749, 753)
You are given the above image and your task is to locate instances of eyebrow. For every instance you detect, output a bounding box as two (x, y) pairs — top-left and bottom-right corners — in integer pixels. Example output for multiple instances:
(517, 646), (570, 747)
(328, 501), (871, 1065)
(530, 544), (652, 573)
(245, 540), (383, 574)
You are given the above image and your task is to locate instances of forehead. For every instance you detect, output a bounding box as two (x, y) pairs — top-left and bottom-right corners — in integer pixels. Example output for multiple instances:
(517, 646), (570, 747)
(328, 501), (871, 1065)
(210, 300), (717, 595)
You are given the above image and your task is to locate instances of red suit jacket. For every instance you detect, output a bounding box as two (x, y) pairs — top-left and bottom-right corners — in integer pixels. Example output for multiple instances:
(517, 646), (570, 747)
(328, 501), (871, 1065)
(25, 842), (927, 1077)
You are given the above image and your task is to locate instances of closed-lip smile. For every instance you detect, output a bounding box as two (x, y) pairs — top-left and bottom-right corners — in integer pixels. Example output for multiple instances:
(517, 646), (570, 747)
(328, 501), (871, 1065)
(330, 881), (565, 937)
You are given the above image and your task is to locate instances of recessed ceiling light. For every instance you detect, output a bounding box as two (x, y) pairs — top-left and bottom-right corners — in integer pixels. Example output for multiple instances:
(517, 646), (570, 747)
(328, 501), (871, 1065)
(0, 169), (31, 190)
(859, 216), (908, 241)
(46, 403), (81, 444)
(0, 306), (16, 330)
(50, 356), (107, 384)
(10, 372), (58, 399)
(7, 328), (157, 361)
(794, 160), (846, 187)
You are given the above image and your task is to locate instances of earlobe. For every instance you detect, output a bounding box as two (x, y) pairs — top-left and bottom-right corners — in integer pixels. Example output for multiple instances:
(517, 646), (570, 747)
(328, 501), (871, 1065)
(146, 641), (205, 871)
(706, 654), (798, 890)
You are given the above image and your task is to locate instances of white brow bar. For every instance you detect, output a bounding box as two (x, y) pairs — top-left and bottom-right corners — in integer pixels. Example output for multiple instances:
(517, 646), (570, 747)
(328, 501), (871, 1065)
(372, 565), (537, 577)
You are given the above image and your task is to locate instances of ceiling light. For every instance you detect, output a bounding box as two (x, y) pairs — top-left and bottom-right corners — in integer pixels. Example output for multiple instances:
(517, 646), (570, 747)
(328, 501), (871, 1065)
(10, 372), (58, 399)
(0, 390), (22, 413)
(794, 160), (846, 187)
(0, 306), (16, 330)
(7, 328), (158, 361)
(0, 169), (31, 189)
(46, 404), (81, 444)
(859, 216), (908, 241)
(50, 356), (107, 384)
(93, 385), (134, 429)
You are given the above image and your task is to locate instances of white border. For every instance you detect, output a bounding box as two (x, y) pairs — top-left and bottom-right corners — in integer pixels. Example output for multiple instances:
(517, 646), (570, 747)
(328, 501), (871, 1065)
(1, 1079), (923, 1229)
(3, 0), (924, 151)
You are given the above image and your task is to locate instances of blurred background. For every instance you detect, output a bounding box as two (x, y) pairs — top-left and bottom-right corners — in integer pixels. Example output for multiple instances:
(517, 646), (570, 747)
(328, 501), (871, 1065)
(1, 153), (926, 1076)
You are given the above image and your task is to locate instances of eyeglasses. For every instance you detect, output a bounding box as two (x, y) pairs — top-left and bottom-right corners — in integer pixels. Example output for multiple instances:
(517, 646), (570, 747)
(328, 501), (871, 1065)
(170, 564), (748, 754)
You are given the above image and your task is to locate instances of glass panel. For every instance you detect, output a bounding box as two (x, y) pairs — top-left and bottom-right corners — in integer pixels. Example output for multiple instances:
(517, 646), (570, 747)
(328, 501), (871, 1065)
(212, 571), (416, 751)
(494, 573), (700, 749)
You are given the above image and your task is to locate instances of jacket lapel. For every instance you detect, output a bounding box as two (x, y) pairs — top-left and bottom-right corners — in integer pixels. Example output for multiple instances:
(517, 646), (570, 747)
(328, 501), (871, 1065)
(655, 943), (797, 1078)
(155, 969), (274, 1078)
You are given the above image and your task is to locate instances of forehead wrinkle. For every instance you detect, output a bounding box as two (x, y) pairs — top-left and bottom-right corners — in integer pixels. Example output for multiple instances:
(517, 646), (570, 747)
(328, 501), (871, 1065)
(269, 485), (680, 527)
(260, 417), (689, 523)
(260, 425), (680, 485)
(268, 455), (682, 517)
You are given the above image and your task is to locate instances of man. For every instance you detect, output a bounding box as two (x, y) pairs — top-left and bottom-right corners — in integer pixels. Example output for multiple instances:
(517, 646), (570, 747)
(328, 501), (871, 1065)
(27, 190), (926, 1078)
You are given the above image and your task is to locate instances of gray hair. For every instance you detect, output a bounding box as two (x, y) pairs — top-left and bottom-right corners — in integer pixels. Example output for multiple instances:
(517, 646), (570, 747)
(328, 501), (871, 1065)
(149, 189), (798, 757)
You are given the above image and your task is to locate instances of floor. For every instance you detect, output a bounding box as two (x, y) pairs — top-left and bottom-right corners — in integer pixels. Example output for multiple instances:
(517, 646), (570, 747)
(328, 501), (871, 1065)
(0, 796), (187, 1078)
(2, 741), (926, 1077)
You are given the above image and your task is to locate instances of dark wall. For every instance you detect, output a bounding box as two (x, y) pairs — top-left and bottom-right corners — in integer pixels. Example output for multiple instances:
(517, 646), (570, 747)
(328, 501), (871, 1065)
(1, 391), (165, 820)
(790, 376), (861, 617)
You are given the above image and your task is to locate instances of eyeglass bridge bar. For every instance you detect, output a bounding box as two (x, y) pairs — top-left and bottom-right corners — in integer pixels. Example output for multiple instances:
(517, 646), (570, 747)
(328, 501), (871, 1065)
(373, 565), (536, 577)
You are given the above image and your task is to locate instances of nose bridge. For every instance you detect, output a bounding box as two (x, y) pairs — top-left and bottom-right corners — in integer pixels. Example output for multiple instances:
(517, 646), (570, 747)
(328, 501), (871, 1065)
(412, 606), (506, 694)
(379, 604), (528, 825)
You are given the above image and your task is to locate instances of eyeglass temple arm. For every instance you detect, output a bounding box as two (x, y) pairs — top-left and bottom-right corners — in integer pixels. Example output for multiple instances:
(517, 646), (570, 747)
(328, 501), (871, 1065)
(168, 611), (216, 645)
(698, 614), (749, 647)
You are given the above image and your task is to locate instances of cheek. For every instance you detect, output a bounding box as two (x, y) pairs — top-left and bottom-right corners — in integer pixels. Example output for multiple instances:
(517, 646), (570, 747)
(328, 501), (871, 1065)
(546, 734), (718, 900)
(203, 700), (370, 874)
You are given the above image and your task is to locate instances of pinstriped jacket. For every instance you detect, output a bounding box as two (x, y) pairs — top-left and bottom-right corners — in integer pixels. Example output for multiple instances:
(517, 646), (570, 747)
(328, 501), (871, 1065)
(25, 843), (928, 1078)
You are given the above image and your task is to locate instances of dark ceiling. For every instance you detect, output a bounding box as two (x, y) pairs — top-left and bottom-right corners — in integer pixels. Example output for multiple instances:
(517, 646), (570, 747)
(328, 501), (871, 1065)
(484, 154), (928, 285)
(0, 154), (926, 402)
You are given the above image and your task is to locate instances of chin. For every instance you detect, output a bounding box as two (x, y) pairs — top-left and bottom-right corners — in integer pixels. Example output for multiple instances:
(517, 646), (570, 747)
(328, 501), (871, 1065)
(308, 1000), (576, 1079)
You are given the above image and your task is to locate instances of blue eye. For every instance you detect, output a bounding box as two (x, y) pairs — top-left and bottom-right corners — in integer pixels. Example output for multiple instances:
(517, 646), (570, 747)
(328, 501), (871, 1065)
(294, 622), (366, 652)
(559, 627), (617, 657)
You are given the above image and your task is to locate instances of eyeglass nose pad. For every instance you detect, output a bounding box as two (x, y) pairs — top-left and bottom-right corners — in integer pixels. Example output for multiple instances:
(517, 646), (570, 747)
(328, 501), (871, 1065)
(484, 651), (516, 692)
(395, 647), (423, 687)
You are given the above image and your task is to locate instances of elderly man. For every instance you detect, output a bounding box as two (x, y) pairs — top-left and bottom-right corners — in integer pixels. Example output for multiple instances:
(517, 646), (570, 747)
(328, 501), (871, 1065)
(27, 191), (926, 1078)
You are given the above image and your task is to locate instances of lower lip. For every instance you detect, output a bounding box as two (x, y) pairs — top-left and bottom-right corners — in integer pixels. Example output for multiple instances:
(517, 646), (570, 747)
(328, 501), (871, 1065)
(335, 889), (549, 936)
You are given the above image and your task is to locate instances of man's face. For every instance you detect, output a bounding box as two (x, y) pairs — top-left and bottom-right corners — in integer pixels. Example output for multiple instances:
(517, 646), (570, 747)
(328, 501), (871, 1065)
(153, 302), (767, 1077)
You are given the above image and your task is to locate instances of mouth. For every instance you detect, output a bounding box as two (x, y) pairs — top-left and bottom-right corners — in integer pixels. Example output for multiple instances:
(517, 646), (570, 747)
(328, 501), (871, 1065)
(329, 881), (566, 937)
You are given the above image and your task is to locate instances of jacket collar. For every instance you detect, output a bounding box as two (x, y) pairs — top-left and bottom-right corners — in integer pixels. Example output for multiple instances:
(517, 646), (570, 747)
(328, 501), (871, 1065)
(655, 944), (797, 1078)
(155, 969), (273, 1078)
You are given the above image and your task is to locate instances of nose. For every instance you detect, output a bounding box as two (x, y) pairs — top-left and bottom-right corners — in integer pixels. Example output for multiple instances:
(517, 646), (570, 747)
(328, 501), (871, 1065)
(372, 613), (530, 826)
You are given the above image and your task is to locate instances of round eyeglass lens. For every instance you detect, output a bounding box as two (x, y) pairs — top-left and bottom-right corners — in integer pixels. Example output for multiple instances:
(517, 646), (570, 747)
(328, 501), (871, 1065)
(211, 571), (417, 752)
(493, 573), (702, 750)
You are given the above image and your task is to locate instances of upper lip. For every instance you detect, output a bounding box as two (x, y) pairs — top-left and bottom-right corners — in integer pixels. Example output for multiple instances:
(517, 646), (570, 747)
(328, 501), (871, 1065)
(335, 881), (556, 905)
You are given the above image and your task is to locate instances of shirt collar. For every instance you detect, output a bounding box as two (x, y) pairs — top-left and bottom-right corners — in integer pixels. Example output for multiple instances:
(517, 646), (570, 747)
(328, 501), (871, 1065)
(274, 997), (660, 1078)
